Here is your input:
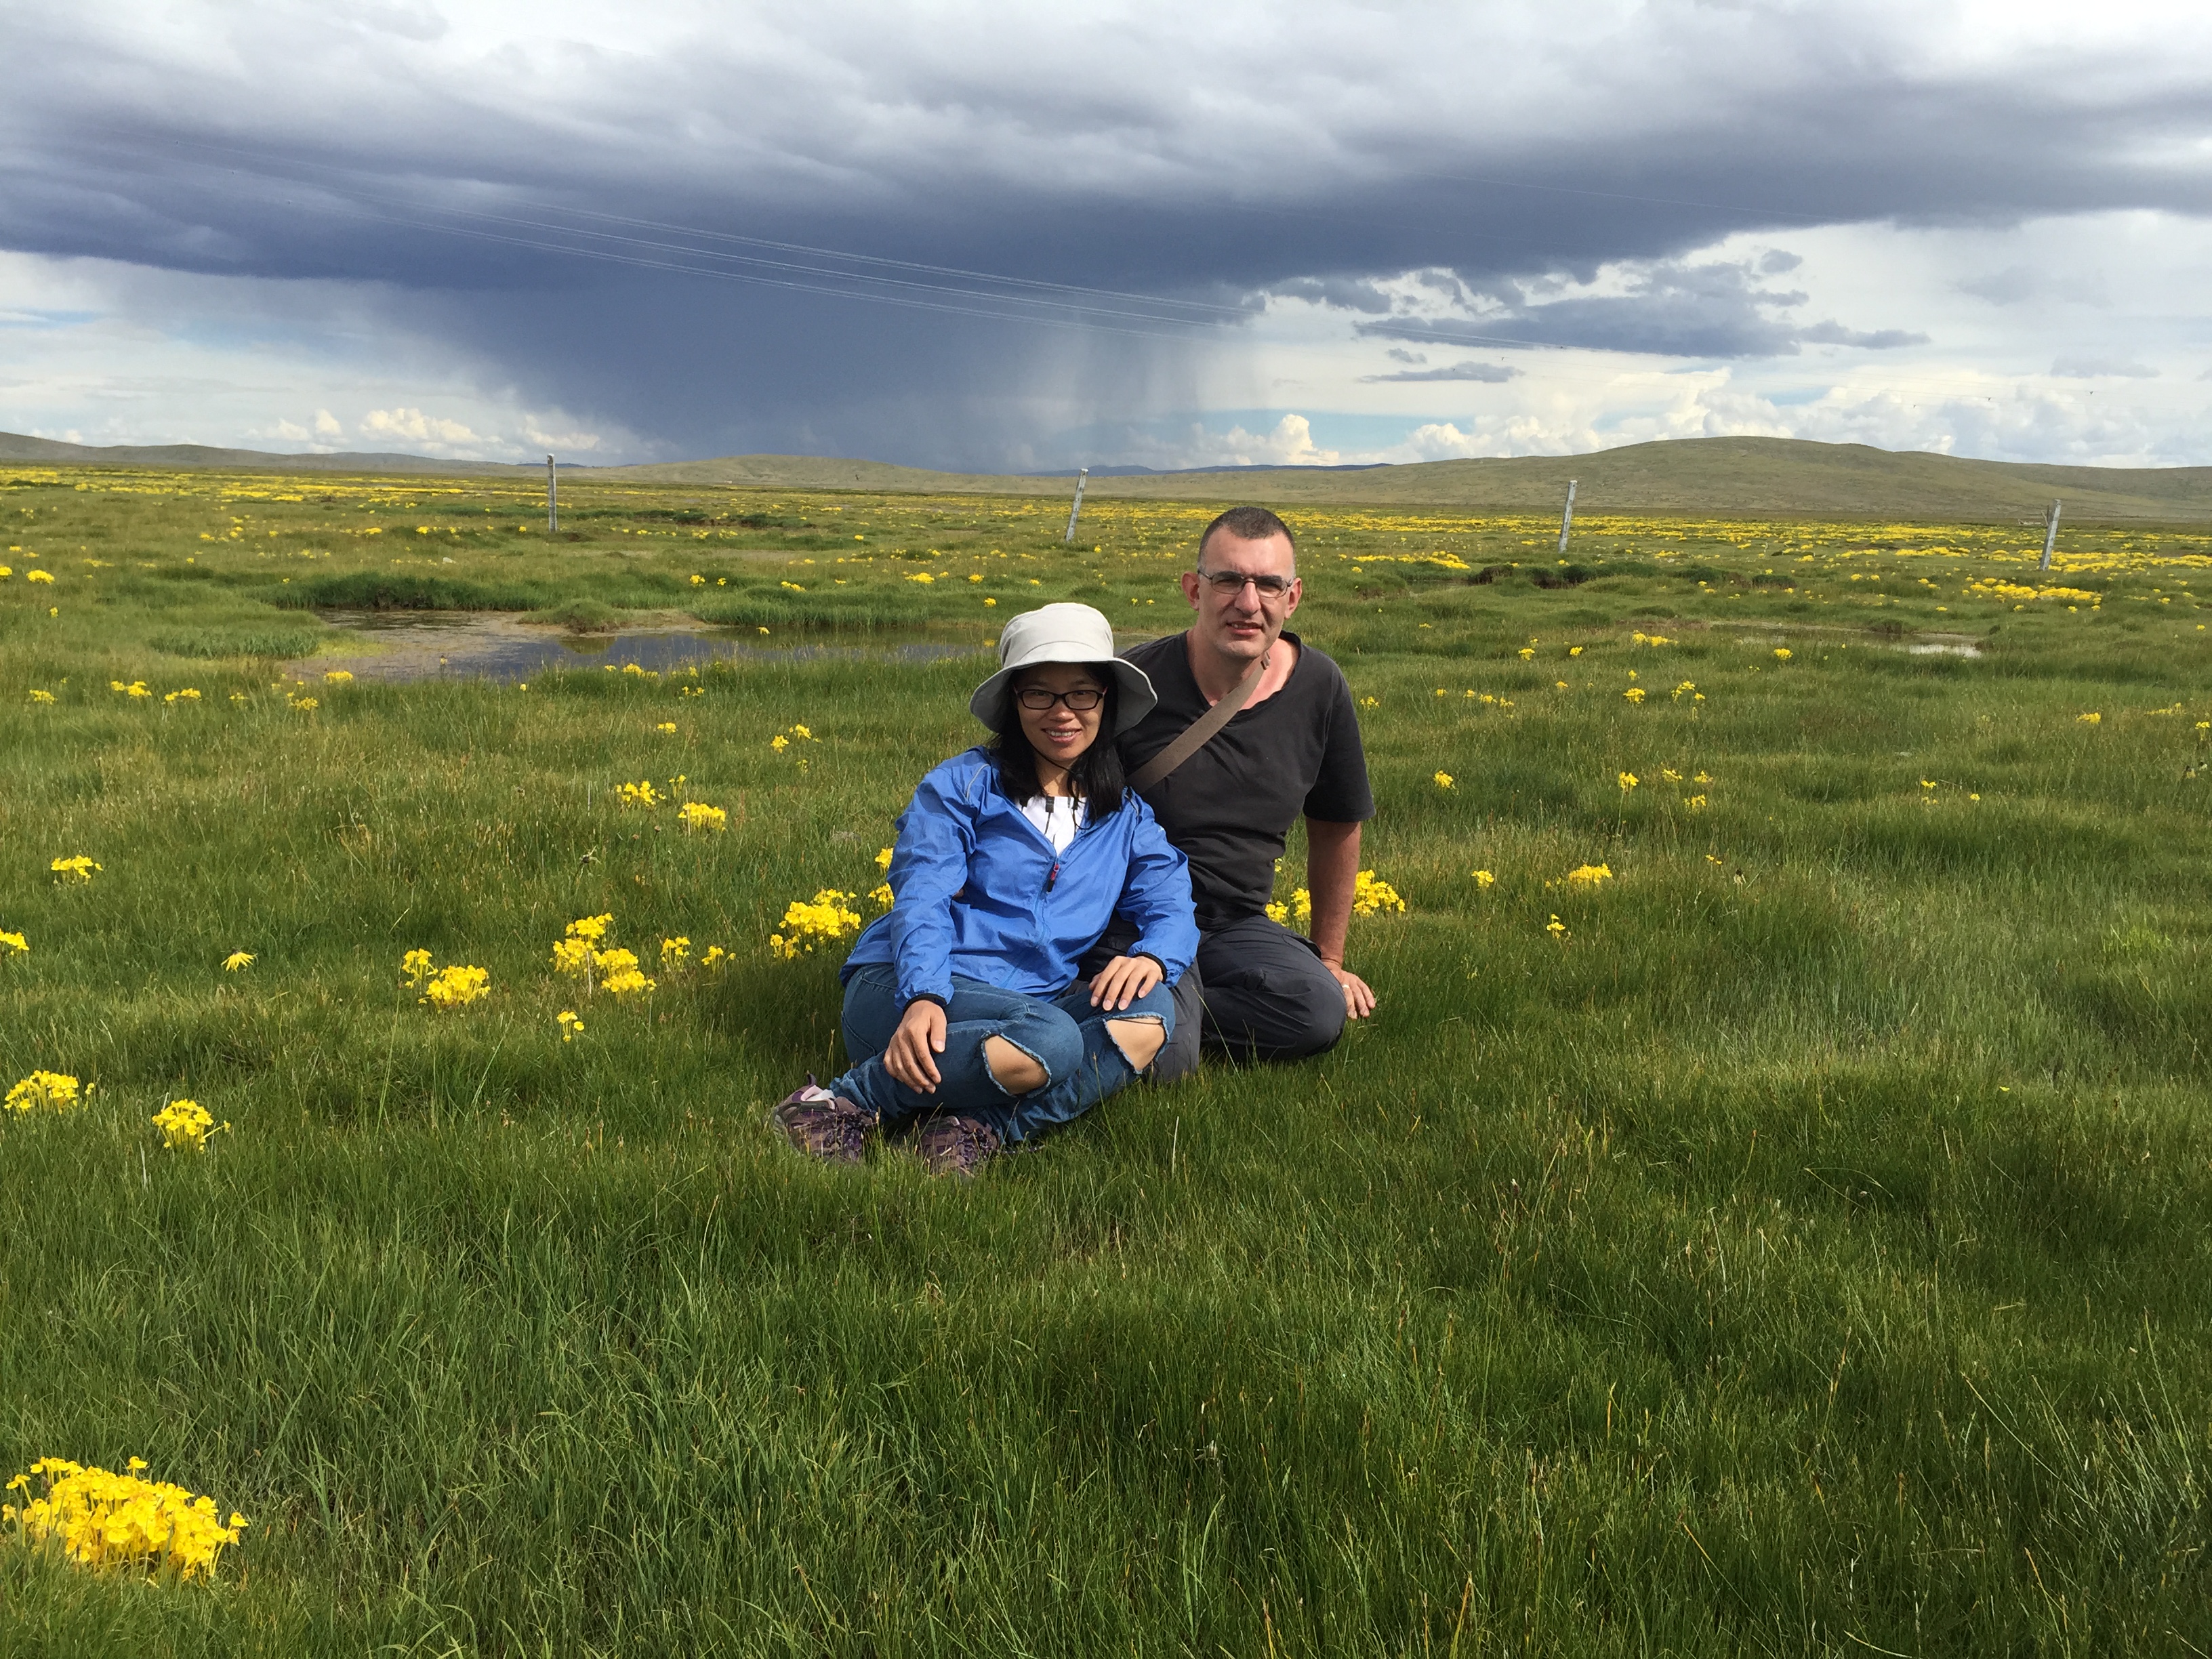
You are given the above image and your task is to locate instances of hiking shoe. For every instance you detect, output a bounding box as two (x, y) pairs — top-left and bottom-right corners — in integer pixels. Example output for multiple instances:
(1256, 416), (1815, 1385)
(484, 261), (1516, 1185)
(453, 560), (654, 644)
(772, 1075), (872, 1165)
(916, 1114), (1002, 1179)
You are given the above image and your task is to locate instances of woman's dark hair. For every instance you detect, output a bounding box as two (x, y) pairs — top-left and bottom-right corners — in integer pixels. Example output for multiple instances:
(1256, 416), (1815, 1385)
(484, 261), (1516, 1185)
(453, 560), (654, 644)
(987, 665), (1127, 818)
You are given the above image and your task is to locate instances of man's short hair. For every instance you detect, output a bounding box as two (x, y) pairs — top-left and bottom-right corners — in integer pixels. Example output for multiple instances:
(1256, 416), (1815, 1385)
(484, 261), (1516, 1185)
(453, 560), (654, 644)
(1197, 506), (1296, 573)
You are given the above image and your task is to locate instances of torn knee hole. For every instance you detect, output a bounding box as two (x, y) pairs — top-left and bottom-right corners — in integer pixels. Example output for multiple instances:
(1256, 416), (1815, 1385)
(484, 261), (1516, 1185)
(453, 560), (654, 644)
(1105, 1018), (1165, 1071)
(983, 1035), (1049, 1094)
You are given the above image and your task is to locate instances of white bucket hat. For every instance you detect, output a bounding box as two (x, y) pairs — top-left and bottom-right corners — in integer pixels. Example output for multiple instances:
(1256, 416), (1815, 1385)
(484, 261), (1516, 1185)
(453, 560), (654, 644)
(968, 602), (1158, 734)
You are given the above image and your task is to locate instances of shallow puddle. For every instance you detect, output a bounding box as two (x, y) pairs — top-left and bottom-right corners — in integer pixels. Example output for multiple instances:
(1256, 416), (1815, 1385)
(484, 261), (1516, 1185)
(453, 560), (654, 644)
(297, 610), (987, 682)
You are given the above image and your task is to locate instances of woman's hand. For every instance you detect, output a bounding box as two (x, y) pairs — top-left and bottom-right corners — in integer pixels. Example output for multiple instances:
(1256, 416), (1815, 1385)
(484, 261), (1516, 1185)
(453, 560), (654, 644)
(1088, 954), (1164, 1012)
(885, 1000), (947, 1091)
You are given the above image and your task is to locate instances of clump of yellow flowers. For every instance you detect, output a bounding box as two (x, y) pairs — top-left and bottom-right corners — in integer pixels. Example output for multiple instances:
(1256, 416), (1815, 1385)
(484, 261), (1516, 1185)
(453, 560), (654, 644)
(769, 724), (819, 769)
(4, 1458), (247, 1581)
(152, 1099), (228, 1152)
(551, 914), (657, 996)
(50, 855), (101, 884)
(1565, 863), (1614, 888)
(770, 890), (864, 959)
(401, 950), (491, 1009)
(5, 1071), (86, 1113)
(678, 802), (728, 832)
(1265, 869), (1405, 926)
(1, 927), (26, 960)
(616, 780), (661, 808)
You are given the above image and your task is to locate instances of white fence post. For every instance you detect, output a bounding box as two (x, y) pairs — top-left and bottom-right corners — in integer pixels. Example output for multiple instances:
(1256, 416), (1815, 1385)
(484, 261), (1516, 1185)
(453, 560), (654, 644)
(2039, 498), (2061, 572)
(546, 455), (558, 534)
(1557, 478), (1578, 557)
(1063, 468), (1090, 544)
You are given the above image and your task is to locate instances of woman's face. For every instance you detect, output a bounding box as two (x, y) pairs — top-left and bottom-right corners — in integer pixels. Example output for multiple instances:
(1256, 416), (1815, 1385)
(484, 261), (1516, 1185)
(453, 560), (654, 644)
(1013, 663), (1107, 776)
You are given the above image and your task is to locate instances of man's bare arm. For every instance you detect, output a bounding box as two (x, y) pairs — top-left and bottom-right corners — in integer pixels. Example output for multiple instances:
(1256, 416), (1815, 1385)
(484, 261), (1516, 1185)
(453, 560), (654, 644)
(1305, 817), (1378, 1019)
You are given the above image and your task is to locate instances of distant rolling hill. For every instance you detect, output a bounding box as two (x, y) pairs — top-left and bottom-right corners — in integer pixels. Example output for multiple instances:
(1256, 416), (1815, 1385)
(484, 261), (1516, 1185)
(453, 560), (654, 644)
(5, 429), (2209, 520)
(617, 438), (2212, 520)
(0, 430), (534, 476)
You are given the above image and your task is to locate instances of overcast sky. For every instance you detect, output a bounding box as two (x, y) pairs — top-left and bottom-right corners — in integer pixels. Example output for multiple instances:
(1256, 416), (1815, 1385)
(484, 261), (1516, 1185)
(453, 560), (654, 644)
(3, 0), (2209, 470)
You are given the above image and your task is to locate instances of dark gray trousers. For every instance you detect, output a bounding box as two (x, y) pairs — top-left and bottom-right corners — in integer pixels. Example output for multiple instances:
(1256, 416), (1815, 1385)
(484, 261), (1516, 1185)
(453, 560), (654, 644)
(1085, 914), (1348, 1082)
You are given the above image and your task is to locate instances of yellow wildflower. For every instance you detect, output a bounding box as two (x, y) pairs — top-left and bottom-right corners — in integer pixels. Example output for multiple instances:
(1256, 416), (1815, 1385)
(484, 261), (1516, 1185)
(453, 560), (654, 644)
(2077, 712), (2102, 724)
(1684, 794), (1707, 809)
(323, 669), (354, 683)
(50, 856), (101, 884)
(289, 695), (317, 711)
(151, 1099), (227, 1152)
(5, 1070), (85, 1112)
(876, 846), (895, 872)
(1672, 681), (1696, 699)
(1773, 647), (1792, 661)
(677, 801), (728, 832)
(558, 1010), (585, 1042)
(1565, 863), (1613, 887)
(110, 680), (150, 699)
(1351, 870), (1405, 916)
(1434, 771), (1455, 790)
(1568, 646), (1583, 657)
(422, 964), (491, 1009)
(769, 735), (788, 754)
(1517, 647), (1534, 661)
(1546, 915), (1568, 939)
(1618, 773), (1639, 792)
(28, 689), (56, 704)
(616, 780), (661, 807)
(660, 936), (691, 968)
(769, 890), (865, 958)
(399, 948), (434, 989)
(698, 945), (729, 970)
(1, 1458), (247, 1580)
(869, 881), (895, 909)
(595, 947), (656, 996)
(222, 951), (254, 972)
(1623, 687), (1645, 703)
(655, 721), (678, 735)
(24, 568), (54, 584)
(1471, 869), (1495, 888)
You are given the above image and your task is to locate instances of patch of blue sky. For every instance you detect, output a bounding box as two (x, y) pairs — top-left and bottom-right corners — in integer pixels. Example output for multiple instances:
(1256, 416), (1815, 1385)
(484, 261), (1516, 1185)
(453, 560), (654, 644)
(0, 308), (99, 329)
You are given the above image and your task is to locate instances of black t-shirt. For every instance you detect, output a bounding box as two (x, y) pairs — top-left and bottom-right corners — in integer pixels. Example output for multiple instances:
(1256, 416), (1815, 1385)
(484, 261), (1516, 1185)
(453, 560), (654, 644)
(1118, 631), (1374, 930)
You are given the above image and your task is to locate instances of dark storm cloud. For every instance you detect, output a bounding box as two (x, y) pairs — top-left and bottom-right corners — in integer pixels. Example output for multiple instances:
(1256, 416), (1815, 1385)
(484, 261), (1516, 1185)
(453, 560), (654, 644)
(1, 3), (2207, 465)
(1347, 257), (1926, 359)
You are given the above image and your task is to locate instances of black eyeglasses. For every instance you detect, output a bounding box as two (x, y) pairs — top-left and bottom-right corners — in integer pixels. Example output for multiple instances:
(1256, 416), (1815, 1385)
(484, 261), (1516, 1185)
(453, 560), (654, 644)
(1195, 568), (1294, 598)
(1015, 686), (1105, 712)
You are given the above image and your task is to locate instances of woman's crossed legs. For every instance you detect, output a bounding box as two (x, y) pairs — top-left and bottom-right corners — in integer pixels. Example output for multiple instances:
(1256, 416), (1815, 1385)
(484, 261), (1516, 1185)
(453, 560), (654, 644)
(833, 965), (1172, 1144)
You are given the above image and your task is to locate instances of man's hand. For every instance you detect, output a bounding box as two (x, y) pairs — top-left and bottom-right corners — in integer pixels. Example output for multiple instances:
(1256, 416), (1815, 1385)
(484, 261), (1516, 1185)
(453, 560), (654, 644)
(1089, 954), (1164, 1011)
(1322, 960), (1377, 1021)
(884, 1000), (947, 1091)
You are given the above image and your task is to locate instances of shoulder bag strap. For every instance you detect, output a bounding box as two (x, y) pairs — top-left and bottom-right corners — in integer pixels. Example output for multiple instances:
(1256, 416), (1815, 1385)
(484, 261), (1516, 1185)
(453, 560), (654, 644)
(1129, 649), (1268, 792)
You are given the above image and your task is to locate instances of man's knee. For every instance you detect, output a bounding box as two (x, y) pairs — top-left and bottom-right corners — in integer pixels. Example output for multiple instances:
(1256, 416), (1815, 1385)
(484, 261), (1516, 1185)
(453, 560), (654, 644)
(1206, 956), (1345, 1059)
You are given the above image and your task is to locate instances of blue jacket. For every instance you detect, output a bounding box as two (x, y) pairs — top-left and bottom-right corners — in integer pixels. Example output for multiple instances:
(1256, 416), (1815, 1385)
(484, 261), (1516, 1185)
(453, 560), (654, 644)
(842, 747), (1198, 1008)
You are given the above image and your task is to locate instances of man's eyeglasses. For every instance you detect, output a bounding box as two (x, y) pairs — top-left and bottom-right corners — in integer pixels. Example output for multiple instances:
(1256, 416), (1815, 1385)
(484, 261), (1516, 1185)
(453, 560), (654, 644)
(1195, 569), (1294, 599)
(1015, 686), (1105, 712)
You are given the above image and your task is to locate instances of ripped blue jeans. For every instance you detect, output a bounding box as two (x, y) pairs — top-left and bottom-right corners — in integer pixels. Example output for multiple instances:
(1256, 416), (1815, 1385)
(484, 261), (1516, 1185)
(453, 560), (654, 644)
(832, 965), (1174, 1143)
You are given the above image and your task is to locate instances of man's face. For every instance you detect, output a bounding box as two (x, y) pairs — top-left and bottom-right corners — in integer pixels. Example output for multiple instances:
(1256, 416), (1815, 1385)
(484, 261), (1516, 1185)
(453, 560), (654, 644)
(1181, 530), (1300, 662)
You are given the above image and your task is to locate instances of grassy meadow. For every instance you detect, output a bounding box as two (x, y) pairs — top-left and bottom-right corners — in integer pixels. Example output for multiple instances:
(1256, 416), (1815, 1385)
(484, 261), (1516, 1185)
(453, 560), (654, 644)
(3, 464), (2211, 1655)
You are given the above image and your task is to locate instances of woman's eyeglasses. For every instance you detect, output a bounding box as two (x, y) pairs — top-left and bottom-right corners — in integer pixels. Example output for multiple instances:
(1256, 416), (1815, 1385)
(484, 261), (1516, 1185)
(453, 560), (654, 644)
(1015, 687), (1105, 712)
(1195, 569), (1294, 599)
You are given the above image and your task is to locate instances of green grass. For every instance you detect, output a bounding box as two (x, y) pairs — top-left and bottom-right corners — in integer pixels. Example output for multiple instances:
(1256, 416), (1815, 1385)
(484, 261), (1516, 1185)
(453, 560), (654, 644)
(3, 466), (2212, 1655)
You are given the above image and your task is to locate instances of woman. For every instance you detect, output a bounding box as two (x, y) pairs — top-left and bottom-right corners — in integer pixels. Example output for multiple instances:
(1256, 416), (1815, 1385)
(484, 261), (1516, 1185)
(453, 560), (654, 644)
(775, 602), (1197, 1177)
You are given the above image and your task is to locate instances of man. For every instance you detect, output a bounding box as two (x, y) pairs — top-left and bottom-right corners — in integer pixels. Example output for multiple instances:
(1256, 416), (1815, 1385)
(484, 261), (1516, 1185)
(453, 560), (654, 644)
(1094, 504), (1376, 1080)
